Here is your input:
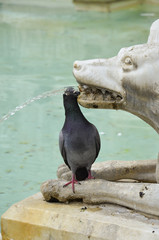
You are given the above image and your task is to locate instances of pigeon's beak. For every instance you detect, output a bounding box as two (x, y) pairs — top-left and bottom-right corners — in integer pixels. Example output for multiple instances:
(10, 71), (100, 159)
(75, 91), (80, 97)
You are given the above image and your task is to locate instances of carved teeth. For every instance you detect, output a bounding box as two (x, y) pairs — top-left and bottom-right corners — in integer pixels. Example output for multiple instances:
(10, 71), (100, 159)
(79, 84), (123, 102)
(112, 92), (117, 98)
(92, 88), (97, 93)
(83, 85), (88, 89)
(101, 89), (106, 95)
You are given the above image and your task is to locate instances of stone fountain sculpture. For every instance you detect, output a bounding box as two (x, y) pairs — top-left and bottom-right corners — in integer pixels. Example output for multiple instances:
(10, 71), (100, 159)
(41, 20), (159, 217)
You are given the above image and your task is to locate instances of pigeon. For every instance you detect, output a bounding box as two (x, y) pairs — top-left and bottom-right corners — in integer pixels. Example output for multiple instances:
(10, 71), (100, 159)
(59, 87), (101, 193)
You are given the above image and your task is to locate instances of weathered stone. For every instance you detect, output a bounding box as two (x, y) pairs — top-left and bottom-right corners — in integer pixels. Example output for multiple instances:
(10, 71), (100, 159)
(1, 193), (159, 240)
(72, 19), (159, 211)
(57, 159), (157, 183)
(73, 20), (159, 134)
(156, 154), (159, 183)
(73, 0), (141, 12)
(41, 178), (159, 217)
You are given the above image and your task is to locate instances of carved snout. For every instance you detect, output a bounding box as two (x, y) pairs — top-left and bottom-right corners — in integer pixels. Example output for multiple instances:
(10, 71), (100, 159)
(73, 61), (82, 71)
(73, 58), (124, 95)
(73, 59), (107, 81)
(74, 59), (107, 69)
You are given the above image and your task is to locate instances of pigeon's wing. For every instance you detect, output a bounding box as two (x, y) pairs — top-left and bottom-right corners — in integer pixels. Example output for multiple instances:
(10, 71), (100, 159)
(59, 130), (70, 168)
(92, 125), (101, 159)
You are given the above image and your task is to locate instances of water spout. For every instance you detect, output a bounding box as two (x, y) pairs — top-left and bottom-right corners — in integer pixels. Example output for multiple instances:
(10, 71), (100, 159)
(0, 86), (78, 124)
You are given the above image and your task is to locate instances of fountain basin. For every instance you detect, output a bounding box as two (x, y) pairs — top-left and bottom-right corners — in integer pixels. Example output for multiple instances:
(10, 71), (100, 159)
(73, 0), (159, 12)
(1, 192), (159, 240)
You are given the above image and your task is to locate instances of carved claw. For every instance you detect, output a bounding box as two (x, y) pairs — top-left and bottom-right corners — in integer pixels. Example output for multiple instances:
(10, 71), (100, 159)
(57, 164), (72, 181)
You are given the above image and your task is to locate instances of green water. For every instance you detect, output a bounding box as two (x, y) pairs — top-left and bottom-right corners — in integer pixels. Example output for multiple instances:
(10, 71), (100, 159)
(0, 1), (159, 220)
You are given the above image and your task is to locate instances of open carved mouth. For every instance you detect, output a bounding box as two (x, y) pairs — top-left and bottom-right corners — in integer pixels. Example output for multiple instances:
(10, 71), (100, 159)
(78, 84), (123, 108)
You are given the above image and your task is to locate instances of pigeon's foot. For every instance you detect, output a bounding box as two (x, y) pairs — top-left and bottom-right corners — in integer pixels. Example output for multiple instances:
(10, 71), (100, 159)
(63, 175), (81, 193)
(87, 170), (95, 179)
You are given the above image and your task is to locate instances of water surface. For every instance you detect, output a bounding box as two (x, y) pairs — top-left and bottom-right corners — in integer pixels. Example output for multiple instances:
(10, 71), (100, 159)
(0, 1), (159, 219)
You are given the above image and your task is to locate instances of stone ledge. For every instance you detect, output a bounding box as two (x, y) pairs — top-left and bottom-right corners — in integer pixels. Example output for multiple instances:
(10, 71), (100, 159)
(73, 0), (140, 12)
(1, 192), (159, 240)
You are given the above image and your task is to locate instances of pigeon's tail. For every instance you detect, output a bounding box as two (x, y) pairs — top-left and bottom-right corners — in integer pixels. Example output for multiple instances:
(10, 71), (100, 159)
(75, 167), (88, 181)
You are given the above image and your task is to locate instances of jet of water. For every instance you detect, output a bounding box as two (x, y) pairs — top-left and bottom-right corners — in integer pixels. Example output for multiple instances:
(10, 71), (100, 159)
(0, 86), (78, 124)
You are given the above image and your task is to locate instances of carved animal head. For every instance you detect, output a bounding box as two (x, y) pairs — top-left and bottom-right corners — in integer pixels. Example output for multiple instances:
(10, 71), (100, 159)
(73, 20), (159, 134)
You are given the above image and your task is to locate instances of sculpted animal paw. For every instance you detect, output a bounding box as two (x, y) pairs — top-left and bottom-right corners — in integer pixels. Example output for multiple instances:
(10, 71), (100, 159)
(57, 164), (71, 180)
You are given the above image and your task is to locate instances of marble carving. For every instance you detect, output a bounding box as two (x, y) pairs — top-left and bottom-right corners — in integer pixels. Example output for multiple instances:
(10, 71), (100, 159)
(41, 20), (159, 217)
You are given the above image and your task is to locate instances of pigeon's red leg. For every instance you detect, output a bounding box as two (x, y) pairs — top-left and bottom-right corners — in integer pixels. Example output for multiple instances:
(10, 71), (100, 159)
(63, 174), (80, 193)
(87, 170), (95, 179)
(72, 174), (76, 193)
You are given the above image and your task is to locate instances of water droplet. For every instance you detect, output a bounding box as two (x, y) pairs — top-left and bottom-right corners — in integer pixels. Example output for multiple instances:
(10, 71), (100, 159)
(140, 13), (155, 17)
(99, 132), (105, 135)
(117, 132), (122, 136)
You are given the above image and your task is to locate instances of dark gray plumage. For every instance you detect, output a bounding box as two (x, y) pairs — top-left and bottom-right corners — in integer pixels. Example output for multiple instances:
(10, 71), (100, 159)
(59, 87), (100, 192)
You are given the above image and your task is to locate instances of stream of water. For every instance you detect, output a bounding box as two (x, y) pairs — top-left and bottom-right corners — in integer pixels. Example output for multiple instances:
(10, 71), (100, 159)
(0, 87), (67, 123)
(0, 0), (159, 221)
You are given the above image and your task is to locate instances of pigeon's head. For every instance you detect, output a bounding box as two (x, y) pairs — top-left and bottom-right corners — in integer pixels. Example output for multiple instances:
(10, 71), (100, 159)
(63, 87), (80, 110)
(63, 87), (80, 99)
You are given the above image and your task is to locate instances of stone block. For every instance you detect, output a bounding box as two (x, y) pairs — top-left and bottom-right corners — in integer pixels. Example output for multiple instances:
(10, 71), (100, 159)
(1, 192), (159, 240)
(73, 0), (140, 12)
